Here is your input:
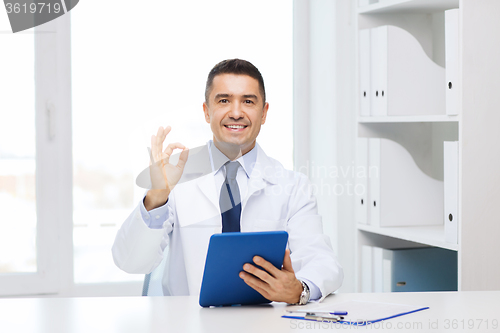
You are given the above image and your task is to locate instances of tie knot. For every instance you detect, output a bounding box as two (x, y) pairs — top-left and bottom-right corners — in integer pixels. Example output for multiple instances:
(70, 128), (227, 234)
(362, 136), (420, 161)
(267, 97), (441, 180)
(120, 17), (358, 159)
(225, 161), (240, 180)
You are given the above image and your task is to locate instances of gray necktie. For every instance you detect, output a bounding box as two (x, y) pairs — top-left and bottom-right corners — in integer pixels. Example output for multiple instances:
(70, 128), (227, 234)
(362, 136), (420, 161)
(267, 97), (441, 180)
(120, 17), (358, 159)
(220, 161), (241, 232)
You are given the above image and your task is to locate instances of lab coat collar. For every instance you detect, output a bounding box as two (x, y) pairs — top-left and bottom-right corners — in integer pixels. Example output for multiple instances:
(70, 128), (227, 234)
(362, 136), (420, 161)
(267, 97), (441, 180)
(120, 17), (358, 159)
(197, 141), (278, 212)
(250, 142), (278, 185)
(207, 140), (277, 185)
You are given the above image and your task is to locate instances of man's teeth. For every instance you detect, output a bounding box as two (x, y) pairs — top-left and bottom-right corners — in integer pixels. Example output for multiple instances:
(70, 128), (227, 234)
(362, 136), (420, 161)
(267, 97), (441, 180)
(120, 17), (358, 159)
(226, 125), (246, 129)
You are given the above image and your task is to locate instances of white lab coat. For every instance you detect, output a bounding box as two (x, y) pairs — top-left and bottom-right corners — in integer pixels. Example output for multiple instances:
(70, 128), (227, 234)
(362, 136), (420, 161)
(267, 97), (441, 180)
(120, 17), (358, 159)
(112, 143), (343, 298)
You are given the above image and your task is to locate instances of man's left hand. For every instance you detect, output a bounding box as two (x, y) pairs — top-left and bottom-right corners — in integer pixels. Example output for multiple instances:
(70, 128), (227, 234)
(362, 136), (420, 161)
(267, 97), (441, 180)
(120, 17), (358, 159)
(239, 249), (303, 304)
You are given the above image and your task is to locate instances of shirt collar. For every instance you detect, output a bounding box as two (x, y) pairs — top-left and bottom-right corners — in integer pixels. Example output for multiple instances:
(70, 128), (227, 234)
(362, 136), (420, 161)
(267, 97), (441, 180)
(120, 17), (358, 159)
(209, 140), (257, 179)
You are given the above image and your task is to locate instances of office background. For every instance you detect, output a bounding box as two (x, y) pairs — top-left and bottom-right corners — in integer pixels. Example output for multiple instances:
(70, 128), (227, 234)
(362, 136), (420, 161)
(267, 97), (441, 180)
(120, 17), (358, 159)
(1, 0), (499, 298)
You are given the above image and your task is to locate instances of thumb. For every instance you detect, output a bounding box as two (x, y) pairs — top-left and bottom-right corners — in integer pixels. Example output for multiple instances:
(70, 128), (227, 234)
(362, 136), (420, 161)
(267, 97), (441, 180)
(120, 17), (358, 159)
(282, 249), (294, 273)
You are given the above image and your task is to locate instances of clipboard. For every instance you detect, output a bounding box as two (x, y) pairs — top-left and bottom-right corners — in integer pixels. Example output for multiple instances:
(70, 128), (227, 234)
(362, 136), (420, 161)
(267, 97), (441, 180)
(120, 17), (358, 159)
(283, 300), (429, 326)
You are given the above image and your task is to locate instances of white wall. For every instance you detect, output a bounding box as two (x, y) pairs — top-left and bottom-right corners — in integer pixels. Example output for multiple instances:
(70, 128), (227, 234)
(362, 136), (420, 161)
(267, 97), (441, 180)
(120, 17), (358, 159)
(293, 0), (357, 293)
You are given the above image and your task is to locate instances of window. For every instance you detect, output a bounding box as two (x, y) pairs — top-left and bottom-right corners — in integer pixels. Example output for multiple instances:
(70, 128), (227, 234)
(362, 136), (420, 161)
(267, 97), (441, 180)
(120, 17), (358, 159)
(71, 0), (292, 286)
(0, 19), (36, 275)
(1, 0), (292, 295)
(0, 9), (62, 296)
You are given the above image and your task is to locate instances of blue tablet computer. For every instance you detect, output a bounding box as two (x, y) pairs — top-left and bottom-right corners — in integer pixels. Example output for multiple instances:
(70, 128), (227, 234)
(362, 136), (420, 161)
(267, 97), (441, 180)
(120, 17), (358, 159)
(199, 231), (289, 307)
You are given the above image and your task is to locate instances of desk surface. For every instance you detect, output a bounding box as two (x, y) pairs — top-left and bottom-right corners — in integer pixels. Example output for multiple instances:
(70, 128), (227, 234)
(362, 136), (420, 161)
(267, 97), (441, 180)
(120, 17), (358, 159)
(0, 291), (498, 333)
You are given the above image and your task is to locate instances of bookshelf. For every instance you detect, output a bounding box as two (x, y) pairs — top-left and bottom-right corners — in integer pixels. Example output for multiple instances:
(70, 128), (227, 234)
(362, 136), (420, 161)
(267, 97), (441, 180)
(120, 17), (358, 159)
(354, 0), (500, 292)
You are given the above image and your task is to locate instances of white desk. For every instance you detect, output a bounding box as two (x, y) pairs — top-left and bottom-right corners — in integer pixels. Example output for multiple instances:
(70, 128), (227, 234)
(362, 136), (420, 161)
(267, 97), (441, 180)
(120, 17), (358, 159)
(0, 291), (498, 332)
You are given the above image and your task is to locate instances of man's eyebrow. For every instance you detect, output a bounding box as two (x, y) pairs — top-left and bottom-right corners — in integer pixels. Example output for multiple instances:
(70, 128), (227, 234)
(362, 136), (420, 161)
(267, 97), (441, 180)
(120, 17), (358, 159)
(214, 93), (232, 100)
(214, 93), (259, 100)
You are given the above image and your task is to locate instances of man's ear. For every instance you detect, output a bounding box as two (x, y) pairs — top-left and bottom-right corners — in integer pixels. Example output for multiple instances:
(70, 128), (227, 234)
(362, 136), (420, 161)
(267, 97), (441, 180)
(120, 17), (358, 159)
(261, 102), (269, 125)
(203, 102), (210, 123)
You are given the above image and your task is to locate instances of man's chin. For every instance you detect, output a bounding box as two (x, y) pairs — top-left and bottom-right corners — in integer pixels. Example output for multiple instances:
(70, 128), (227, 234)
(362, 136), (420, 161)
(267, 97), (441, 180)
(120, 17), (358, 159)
(214, 139), (254, 157)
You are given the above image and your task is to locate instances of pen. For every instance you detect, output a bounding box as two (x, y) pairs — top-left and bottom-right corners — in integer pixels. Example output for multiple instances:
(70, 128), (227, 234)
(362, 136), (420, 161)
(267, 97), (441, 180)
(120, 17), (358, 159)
(299, 310), (348, 316)
(330, 311), (348, 316)
(304, 313), (342, 322)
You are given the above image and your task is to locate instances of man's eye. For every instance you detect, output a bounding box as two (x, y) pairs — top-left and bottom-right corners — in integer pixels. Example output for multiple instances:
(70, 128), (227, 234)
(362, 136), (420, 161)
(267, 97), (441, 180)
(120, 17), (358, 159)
(219, 99), (228, 103)
(244, 100), (254, 104)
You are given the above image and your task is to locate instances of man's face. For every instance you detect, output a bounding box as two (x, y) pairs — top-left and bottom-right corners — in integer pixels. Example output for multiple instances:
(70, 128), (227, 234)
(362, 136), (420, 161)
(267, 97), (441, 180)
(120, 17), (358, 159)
(203, 74), (269, 157)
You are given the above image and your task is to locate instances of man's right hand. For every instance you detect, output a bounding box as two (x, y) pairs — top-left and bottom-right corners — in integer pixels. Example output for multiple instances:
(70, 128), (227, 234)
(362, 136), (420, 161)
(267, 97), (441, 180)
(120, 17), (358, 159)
(144, 126), (189, 211)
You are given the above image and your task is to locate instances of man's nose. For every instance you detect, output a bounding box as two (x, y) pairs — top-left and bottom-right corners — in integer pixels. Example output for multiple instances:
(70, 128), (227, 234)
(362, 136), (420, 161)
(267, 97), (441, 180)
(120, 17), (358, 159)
(229, 103), (244, 119)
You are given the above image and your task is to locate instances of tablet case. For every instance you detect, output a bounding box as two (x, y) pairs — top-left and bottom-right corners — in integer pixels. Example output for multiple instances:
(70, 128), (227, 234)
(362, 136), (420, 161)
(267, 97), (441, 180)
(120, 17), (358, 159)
(199, 231), (289, 307)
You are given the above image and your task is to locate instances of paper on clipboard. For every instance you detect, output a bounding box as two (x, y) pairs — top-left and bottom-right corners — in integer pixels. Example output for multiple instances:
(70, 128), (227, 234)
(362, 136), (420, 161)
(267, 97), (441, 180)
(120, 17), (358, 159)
(284, 300), (429, 325)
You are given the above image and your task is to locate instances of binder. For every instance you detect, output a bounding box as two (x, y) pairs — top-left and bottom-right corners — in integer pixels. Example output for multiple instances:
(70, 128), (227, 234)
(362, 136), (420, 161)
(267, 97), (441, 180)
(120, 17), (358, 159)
(361, 245), (373, 292)
(372, 247), (392, 292)
(363, 245), (390, 292)
(368, 138), (443, 227)
(391, 247), (457, 292)
(444, 141), (459, 244)
(359, 29), (371, 116)
(370, 246), (457, 292)
(370, 25), (445, 116)
(355, 138), (368, 225)
(370, 26), (386, 116)
(372, 246), (384, 292)
(368, 138), (381, 227)
(445, 9), (459, 115)
(382, 251), (392, 292)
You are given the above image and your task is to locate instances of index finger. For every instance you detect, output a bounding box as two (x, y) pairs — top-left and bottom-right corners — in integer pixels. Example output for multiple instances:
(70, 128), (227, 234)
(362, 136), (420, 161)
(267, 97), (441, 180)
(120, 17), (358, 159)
(151, 126), (172, 161)
(155, 126), (171, 150)
(253, 256), (282, 278)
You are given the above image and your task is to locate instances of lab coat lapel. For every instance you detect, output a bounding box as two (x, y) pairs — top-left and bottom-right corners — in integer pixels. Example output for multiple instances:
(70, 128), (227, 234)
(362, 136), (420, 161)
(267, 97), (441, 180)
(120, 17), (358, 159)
(195, 141), (225, 214)
(197, 172), (220, 213)
(242, 144), (277, 211)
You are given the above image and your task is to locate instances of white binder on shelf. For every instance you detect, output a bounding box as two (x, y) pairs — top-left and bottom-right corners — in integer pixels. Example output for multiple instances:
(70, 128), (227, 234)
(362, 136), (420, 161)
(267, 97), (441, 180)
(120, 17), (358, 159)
(373, 246), (384, 292)
(368, 138), (444, 227)
(373, 246), (393, 293)
(370, 25), (445, 116)
(355, 138), (369, 225)
(444, 141), (459, 244)
(359, 29), (371, 116)
(382, 251), (392, 293)
(363, 245), (392, 293)
(368, 138), (381, 226)
(361, 245), (373, 292)
(445, 9), (459, 116)
(370, 26), (386, 116)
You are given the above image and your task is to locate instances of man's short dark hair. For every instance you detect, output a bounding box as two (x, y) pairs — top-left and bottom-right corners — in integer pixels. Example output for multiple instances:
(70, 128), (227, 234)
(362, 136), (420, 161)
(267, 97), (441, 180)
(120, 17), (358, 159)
(205, 59), (266, 106)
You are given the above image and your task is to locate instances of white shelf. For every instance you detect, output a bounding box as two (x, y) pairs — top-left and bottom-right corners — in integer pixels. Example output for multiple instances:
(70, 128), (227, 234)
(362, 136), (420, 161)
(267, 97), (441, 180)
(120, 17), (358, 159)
(357, 223), (458, 251)
(358, 0), (459, 14)
(358, 115), (459, 123)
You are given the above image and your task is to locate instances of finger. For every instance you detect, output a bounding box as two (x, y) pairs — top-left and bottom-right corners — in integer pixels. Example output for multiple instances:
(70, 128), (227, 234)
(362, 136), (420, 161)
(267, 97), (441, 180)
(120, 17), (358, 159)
(158, 125), (171, 145)
(163, 142), (187, 159)
(147, 146), (155, 166)
(282, 249), (295, 273)
(239, 272), (271, 300)
(155, 126), (164, 158)
(253, 256), (281, 278)
(176, 148), (189, 169)
(151, 134), (164, 162)
(243, 263), (274, 284)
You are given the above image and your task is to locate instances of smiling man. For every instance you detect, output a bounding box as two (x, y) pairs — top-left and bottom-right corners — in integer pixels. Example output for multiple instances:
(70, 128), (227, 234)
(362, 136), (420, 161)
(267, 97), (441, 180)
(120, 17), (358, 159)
(112, 59), (343, 304)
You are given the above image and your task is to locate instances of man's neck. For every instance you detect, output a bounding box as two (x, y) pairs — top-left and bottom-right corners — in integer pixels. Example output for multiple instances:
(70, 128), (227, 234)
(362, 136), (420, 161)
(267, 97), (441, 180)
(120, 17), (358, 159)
(213, 139), (255, 161)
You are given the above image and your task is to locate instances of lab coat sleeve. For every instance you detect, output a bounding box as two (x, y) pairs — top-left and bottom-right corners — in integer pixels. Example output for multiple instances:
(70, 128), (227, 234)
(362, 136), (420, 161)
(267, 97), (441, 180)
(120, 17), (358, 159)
(112, 193), (175, 274)
(286, 173), (344, 298)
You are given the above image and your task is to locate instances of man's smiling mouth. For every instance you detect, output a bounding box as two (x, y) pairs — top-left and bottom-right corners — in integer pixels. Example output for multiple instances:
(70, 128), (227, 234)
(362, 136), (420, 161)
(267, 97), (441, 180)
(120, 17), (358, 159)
(224, 125), (248, 130)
